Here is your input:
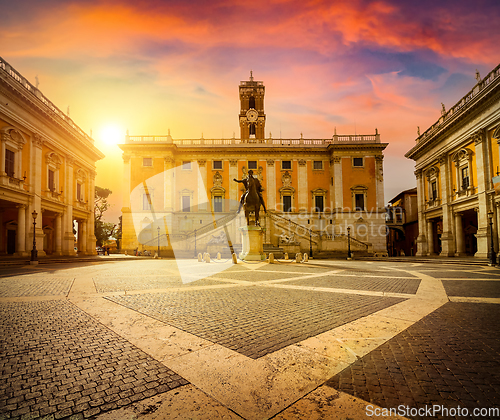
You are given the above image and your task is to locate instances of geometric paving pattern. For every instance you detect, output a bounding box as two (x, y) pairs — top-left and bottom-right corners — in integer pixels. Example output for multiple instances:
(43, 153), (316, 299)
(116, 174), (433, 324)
(326, 302), (500, 416)
(286, 275), (421, 294)
(107, 287), (405, 358)
(0, 277), (74, 297)
(0, 300), (188, 419)
(442, 280), (500, 297)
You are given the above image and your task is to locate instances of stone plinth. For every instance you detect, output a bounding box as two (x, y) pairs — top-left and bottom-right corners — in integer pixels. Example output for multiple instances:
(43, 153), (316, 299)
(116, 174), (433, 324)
(239, 226), (265, 261)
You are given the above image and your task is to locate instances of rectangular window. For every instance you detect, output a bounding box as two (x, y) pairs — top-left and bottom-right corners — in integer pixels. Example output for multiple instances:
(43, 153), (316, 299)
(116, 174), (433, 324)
(213, 196), (222, 212)
(431, 181), (437, 200)
(355, 193), (365, 211)
(314, 196), (324, 212)
(313, 161), (323, 170)
(353, 157), (364, 167)
(283, 195), (292, 212)
(48, 169), (55, 191)
(5, 149), (15, 177)
(77, 183), (84, 202)
(462, 167), (469, 189)
(282, 160), (292, 170)
(143, 158), (152, 167)
(213, 160), (223, 170)
(248, 160), (257, 170)
(143, 193), (151, 210)
(182, 196), (190, 212)
(182, 161), (192, 170)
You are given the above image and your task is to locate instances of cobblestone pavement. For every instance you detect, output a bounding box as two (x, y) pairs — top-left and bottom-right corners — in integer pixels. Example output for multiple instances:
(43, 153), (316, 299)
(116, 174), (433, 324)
(326, 302), (500, 419)
(107, 287), (404, 359)
(1, 258), (499, 419)
(0, 277), (74, 298)
(0, 300), (187, 420)
(287, 275), (421, 294)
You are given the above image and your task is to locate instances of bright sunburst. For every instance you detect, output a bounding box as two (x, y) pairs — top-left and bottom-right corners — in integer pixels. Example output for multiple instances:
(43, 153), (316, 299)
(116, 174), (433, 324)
(100, 125), (124, 145)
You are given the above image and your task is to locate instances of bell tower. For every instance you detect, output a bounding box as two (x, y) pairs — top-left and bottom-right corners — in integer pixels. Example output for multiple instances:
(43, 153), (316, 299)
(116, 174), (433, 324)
(239, 71), (265, 140)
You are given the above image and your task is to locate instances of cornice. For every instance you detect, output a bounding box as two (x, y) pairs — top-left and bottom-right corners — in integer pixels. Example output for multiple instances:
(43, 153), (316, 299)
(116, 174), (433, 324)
(406, 69), (500, 161)
(0, 75), (104, 162)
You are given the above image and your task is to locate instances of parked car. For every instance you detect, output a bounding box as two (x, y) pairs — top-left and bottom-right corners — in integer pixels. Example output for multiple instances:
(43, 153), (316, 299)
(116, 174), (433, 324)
(96, 247), (105, 255)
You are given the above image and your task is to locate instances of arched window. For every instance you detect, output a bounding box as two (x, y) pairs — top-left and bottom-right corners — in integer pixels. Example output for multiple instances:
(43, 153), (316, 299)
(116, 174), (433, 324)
(249, 96), (256, 109)
(249, 123), (256, 137)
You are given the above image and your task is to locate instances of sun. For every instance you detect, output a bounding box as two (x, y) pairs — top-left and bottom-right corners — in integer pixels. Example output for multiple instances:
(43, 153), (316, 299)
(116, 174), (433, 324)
(100, 125), (124, 146)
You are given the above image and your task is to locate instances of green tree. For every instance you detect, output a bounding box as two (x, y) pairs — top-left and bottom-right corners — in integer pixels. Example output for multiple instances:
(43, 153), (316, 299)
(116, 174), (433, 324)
(94, 186), (115, 247)
(115, 215), (122, 250)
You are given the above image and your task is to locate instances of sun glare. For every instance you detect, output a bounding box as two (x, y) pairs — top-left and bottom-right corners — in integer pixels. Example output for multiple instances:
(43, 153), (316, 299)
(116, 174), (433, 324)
(100, 125), (124, 145)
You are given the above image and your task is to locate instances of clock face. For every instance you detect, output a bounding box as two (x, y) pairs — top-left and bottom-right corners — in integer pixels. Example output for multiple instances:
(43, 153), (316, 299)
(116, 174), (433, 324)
(246, 109), (258, 122)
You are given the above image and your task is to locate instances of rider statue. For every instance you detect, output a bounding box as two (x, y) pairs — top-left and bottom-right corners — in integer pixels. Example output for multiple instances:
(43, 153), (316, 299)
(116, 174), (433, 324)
(233, 170), (267, 214)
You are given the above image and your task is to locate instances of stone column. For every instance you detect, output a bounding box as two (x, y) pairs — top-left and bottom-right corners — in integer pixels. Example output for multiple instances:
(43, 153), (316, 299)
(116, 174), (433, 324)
(81, 220), (87, 254)
(415, 169), (427, 256)
(266, 159), (276, 211)
(333, 157), (343, 210)
(375, 156), (385, 210)
(54, 212), (62, 255)
(15, 205), (26, 256)
(229, 159), (239, 210)
(473, 130), (488, 258)
(164, 157), (175, 211)
(454, 213), (465, 256)
(0, 209), (4, 253)
(297, 159), (307, 212)
(31, 134), (46, 257)
(87, 171), (96, 254)
(438, 154), (455, 256)
(63, 157), (75, 255)
(427, 220), (434, 255)
(196, 159), (207, 211)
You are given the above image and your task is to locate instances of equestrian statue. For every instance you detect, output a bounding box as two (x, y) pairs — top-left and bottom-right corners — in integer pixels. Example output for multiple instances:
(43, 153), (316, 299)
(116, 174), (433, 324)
(233, 170), (267, 226)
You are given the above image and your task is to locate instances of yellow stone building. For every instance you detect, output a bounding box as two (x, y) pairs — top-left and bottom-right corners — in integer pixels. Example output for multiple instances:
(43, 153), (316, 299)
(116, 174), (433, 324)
(119, 73), (388, 257)
(406, 64), (500, 258)
(0, 57), (104, 256)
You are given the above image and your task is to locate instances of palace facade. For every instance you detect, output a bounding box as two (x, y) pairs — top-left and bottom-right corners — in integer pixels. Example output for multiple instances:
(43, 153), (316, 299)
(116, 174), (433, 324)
(119, 73), (388, 257)
(0, 57), (104, 256)
(406, 64), (500, 258)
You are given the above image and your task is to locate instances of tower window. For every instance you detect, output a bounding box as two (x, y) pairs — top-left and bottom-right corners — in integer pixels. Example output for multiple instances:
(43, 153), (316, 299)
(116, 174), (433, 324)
(282, 160), (292, 170)
(249, 96), (256, 109)
(249, 123), (256, 137)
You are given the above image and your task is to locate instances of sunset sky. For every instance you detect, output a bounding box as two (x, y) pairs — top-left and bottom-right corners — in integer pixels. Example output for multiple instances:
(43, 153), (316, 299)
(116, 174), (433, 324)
(2, 0), (499, 223)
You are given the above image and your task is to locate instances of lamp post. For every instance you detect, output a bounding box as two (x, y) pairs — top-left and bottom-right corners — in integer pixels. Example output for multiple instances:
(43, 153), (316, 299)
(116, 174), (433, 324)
(308, 219), (313, 258)
(30, 210), (38, 265)
(347, 226), (352, 260)
(157, 226), (160, 258)
(488, 211), (495, 266)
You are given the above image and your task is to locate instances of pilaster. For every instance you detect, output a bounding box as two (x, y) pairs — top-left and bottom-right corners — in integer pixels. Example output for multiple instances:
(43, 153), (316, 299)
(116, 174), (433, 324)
(298, 159), (307, 211)
(266, 159), (276, 211)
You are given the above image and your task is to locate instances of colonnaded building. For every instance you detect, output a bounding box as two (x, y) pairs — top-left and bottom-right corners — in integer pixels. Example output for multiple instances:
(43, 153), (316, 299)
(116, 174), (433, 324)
(119, 73), (388, 257)
(0, 57), (104, 256)
(406, 64), (500, 258)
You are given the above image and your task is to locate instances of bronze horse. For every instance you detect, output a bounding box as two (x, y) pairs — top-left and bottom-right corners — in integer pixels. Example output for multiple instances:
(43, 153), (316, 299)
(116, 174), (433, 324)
(243, 175), (262, 226)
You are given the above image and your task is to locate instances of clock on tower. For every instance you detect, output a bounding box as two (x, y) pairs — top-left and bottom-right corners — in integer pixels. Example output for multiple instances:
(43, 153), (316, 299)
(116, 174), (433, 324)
(239, 71), (266, 140)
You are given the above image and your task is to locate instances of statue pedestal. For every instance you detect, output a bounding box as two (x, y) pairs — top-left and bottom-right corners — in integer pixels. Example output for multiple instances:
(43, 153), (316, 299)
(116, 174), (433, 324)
(239, 226), (265, 261)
